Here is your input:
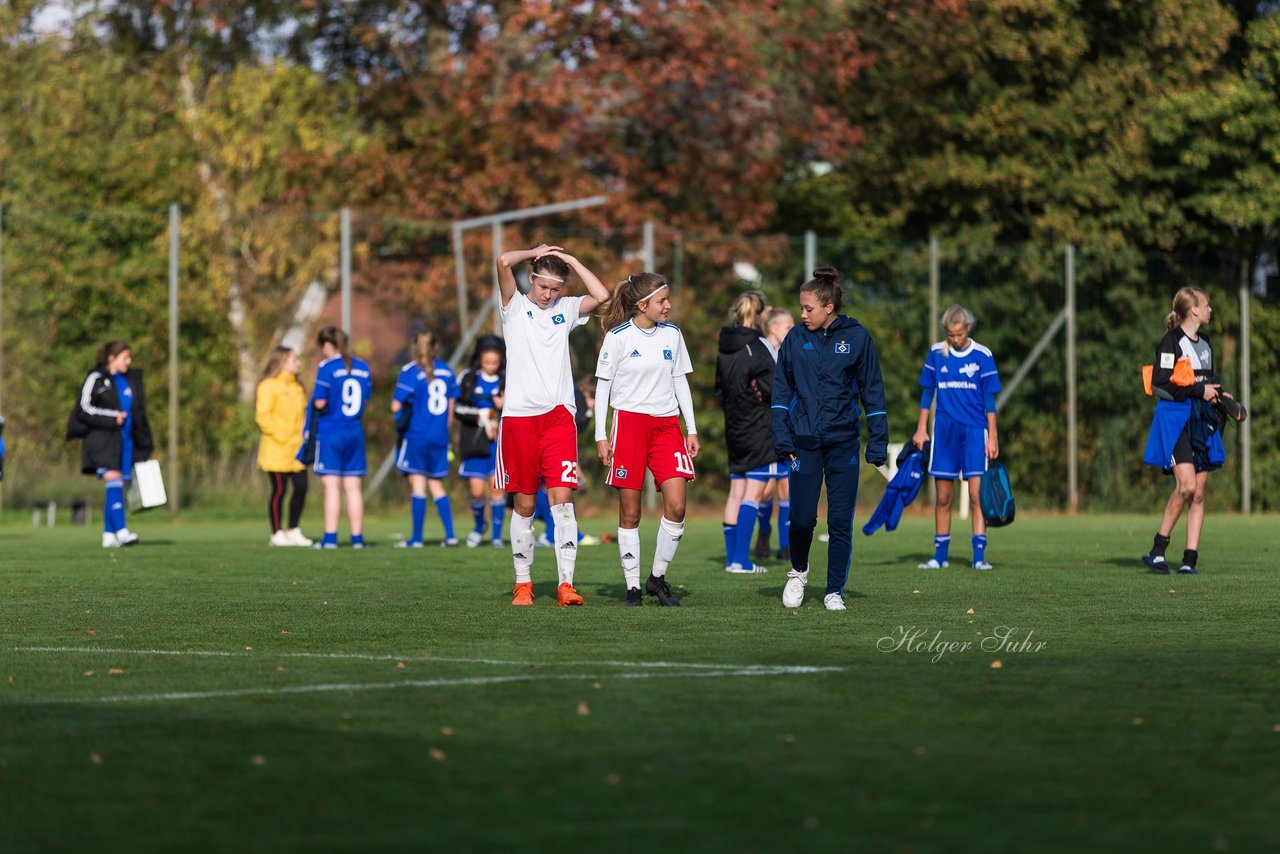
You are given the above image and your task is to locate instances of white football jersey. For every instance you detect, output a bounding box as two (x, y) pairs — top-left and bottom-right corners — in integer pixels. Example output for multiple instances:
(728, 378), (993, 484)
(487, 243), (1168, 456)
(595, 321), (693, 417)
(500, 291), (585, 417)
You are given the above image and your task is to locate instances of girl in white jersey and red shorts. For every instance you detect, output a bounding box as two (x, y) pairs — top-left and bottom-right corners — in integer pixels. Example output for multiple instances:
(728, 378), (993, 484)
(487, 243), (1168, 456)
(594, 273), (700, 607)
(495, 244), (611, 606)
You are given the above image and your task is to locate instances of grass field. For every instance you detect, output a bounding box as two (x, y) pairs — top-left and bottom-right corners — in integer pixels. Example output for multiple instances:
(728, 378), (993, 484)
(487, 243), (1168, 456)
(2, 510), (1278, 853)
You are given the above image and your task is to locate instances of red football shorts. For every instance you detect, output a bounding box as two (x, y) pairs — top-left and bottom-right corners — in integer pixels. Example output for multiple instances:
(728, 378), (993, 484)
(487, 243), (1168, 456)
(495, 406), (580, 494)
(604, 410), (695, 491)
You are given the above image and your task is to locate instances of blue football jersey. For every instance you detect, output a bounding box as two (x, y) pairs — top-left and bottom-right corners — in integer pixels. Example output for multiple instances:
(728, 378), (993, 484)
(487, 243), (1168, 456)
(919, 341), (1001, 428)
(465, 371), (502, 410)
(312, 356), (373, 435)
(394, 359), (459, 446)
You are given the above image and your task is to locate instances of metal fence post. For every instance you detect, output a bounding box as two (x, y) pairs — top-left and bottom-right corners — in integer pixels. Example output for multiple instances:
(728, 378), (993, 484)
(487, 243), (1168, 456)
(168, 203), (180, 512)
(491, 220), (503, 333)
(1239, 257), (1252, 514)
(340, 208), (352, 335)
(1065, 244), (1078, 513)
(642, 221), (657, 512)
(453, 222), (468, 336)
(928, 236), (939, 508)
(804, 230), (816, 279)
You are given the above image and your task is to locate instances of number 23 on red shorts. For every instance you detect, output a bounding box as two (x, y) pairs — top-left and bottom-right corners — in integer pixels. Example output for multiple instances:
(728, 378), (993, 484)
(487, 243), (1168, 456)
(496, 406), (581, 493)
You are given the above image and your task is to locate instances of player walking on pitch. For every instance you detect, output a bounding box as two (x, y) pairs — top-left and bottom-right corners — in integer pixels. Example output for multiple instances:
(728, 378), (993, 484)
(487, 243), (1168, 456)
(594, 273), (699, 607)
(495, 244), (610, 606)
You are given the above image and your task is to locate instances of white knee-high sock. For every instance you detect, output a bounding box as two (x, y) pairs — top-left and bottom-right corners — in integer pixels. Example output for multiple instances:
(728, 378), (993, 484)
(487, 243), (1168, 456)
(618, 527), (641, 589)
(652, 517), (685, 578)
(551, 503), (579, 586)
(510, 511), (535, 583)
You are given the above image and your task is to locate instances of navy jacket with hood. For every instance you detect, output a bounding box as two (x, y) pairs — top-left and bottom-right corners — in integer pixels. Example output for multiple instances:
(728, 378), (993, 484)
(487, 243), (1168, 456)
(771, 315), (889, 464)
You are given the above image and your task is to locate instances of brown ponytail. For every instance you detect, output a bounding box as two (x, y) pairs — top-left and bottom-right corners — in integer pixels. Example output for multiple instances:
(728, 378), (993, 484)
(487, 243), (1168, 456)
(412, 331), (438, 372)
(316, 326), (352, 371)
(599, 273), (668, 333)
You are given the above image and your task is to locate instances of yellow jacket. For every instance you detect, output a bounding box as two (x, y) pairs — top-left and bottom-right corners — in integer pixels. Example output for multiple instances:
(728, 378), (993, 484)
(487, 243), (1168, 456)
(256, 372), (307, 473)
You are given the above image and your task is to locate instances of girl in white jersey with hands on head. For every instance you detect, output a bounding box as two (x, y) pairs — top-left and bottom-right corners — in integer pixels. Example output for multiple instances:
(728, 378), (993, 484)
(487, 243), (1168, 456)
(594, 273), (699, 607)
(495, 244), (611, 606)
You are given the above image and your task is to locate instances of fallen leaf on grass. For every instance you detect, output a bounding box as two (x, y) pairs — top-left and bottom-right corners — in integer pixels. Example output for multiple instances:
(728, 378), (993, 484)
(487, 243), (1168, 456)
(83, 670), (95, 677)
(1133, 718), (1145, 726)
(396, 662), (407, 670)
(966, 608), (974, 615)
(85, 630), (95, 636)
(275, 666), (286, 673)
(605, 773), (621, 785)
(440, 727), (454, 736)
(990, 660), (1003, 670)
(5, 676), (12, 686)
(279, 630), (291, 635)
(576, 702), (590, 716)
(1168, 589), (1176, 594)
(914, 745), (927, 756)
(107, 668), (124, 676)
(803, 817), (820, 830)
(250, 755), (267, 766)
(591, 682), (602, 690)
(1272, 723), (1280, 733)
(428, 748), (446, 762)
(244, 646), (253, 651)
(89, 752), (103, 765)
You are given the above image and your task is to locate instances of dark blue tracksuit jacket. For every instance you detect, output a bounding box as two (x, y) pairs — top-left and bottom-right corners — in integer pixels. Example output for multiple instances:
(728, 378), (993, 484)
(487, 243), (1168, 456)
(771, 314), (889, 595)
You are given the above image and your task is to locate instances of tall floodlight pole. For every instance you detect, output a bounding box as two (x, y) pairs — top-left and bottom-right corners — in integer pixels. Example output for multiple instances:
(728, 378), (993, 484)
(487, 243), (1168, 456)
(340, 208), (352, 335)
(1240, 258), (1252, 514)
(1065, 244), (1078, 513)
(169, 203), (181, 512)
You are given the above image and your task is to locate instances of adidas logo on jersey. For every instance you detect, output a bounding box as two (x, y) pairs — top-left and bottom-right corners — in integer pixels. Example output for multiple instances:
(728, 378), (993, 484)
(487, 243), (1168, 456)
(629, 350), (641, 358)
(514, 553), (528, 560)
(560, 541), (576, 550)
(622, 553), (635, 560)
(526, 311), (534, 319)
(803, 342), (816, 350)
(940, 366), (948, 373)
(960, 362), (979, 377)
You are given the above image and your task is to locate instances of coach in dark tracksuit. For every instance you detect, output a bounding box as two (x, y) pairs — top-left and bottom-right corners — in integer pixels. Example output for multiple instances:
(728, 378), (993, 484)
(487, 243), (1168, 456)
(772, 267), (888, 611)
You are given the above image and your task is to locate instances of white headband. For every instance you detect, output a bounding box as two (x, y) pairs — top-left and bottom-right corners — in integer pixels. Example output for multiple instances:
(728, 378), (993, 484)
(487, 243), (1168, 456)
(639, 283), (669, 304)
(530, 271), (566, 284)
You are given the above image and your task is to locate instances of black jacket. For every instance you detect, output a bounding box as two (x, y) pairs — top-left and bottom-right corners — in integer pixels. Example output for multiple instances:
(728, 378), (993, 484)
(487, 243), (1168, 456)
(716, 325), (780, 474)
(771, 315), (889, 464)
(67, 368), (155, 474)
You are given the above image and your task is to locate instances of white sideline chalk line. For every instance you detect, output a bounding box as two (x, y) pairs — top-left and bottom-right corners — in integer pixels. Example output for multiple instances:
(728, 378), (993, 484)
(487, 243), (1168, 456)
(18, 666), (841, 705)
(12, 646), (810, 672)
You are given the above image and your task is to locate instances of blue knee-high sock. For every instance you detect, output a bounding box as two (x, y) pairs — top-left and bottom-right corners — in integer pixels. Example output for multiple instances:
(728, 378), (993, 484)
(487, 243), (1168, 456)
(104, 479), (125, 533)
(722, 524), (737, 567)
(470, 499), (486, 534)
(733, 501), (759, 568)
(758, 500), (773, 536)
(973, 534), (987, 565)
(410, 495), (427, 543)
(778, 500), (790, 549)
(490, 499), (506, 540)
(435, 496), (455, 540)
(934, 534), (951, 564)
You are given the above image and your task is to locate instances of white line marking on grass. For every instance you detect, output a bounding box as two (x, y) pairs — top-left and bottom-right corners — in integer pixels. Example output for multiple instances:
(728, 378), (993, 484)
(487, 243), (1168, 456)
(11, 646), (809, 672)
(19, 666), (841, 705)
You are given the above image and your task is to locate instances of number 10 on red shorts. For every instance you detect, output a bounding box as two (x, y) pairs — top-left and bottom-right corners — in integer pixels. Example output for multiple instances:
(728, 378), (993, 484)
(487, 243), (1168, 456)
(495, 406), (581, 493)
(604, 410), (695, 491)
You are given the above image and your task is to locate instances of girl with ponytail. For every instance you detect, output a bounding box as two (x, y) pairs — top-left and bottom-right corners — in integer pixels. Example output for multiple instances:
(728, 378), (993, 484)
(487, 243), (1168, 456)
(1141, 287), (1233, 575)
(308, 326), (373, 548)
(715, 289), (777, 574)
(391, 330), (461, 547)
(593, 273), (698, 606)
(69, 340), (155, 548)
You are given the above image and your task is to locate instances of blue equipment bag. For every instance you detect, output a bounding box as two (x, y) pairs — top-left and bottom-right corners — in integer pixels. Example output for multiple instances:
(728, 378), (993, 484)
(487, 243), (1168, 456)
(979, 460), (1015, 527)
